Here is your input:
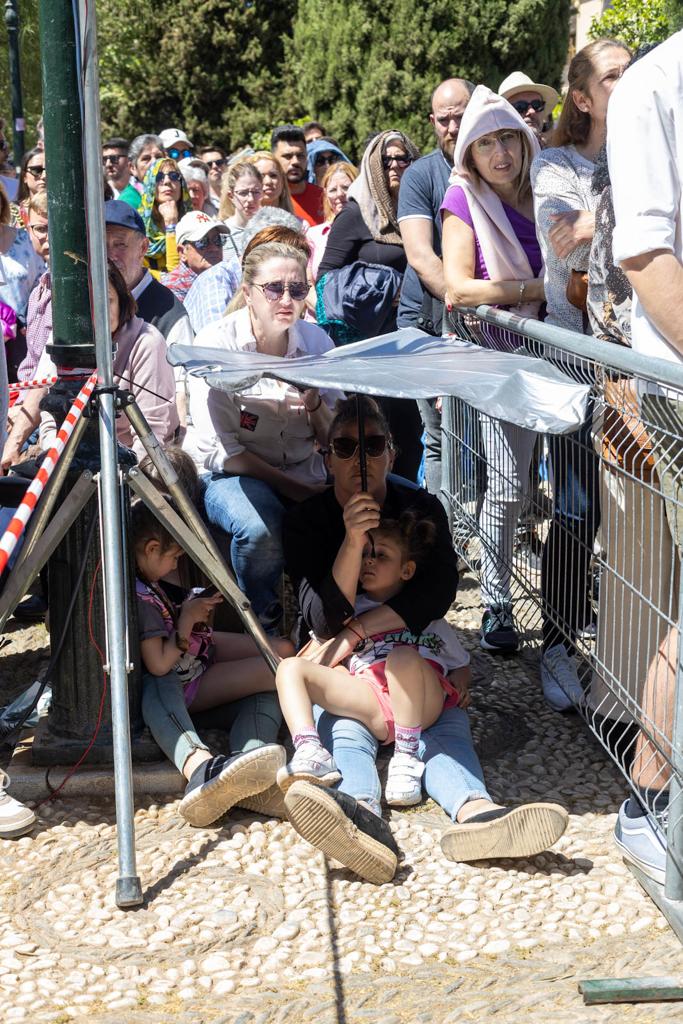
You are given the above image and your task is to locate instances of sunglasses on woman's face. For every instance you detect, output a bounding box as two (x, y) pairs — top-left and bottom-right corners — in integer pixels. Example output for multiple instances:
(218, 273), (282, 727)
(381, 155), (411, 169)
(315, 154), (339, 167)
(329, 435), (389, 459)
(167, 147), (192, 160)
(253, 280), (308, 302)
(511, 98), (545, 115)
(27, 165), (46, 178)
(156, 170), (182, 184)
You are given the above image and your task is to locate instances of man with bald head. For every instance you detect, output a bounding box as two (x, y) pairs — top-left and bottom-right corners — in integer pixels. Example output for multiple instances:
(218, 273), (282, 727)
(397, 76), (474, 493)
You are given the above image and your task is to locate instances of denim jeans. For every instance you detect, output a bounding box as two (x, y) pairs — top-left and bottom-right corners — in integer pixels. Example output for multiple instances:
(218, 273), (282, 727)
(315, 703), (491, 821)
(142, 671), (282, 774)
(202, 473), (286, 632)
(417, 398), (443, 498)
(542, 410), (600, 651)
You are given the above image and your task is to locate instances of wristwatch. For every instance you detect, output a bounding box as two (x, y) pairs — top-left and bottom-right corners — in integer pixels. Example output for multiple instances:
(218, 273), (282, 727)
(175, 630), (189, 653)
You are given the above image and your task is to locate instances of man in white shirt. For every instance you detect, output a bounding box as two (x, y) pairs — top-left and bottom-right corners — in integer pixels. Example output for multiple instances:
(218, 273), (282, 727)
(608, 30), (683, 887)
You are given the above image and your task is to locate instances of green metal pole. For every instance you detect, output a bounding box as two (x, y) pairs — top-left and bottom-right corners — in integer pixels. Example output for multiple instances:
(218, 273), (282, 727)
(37, 0), (95, 368)
(4, 0), (25, 168)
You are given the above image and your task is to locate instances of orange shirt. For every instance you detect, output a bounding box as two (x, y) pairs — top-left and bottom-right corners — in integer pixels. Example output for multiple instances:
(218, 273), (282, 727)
(291, 183), (324, 227)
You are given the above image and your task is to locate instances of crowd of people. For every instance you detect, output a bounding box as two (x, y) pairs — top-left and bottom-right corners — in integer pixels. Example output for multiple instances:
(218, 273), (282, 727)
(0, 31), (681, 893)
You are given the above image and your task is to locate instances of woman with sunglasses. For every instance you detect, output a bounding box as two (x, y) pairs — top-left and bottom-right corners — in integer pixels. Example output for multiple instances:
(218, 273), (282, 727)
(318, 129), (422, 479)
(219, 162), (264, 257)
(184, 240), (342, 633)
(280, 395), (568, 883)
(305, 138), (352, 187)
(139, 157), (191, 274)
(16, 148), (47, 228)
(247, 152), (295, 215)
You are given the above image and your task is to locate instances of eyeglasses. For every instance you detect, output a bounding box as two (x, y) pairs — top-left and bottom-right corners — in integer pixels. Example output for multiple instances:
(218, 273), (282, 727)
(205, 158), (226, 169)
(253, 280), (308, 302)
(315, 154), (339, 167)
(167, 147), (193, 161)
(233, 187), (263, 200)
(29, 222), (49, 239)
(26, 165), (46, 178)
(381, 155), (412, 169)
(329, 435), (389, 460)
(103, 153), (127, 164)
(189, 232), (224, 251)
(511, 98), (545, 115)
(156, 170), (182, 184)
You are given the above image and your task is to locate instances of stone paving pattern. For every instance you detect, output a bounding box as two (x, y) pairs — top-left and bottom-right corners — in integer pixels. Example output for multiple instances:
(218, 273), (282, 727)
(1, 575), (682, 1023)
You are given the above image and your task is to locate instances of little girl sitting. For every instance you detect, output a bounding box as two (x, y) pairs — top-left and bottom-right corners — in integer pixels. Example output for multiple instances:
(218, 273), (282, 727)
(132, 499), (291, 827)
(275, 512), (471, 806)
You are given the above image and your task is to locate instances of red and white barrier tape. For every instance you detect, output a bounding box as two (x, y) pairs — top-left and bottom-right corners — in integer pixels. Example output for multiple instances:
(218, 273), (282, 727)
(0, 372), (97, 576)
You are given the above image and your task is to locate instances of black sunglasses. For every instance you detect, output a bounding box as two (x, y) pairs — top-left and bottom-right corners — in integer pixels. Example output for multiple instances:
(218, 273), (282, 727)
(315, 154), (339, 167)
(381, 155), (412, 169)
(167, 147), (193, 160)
(329, 435), (389, 460)
(189, 232), (225, 251)
(511, 98), (545, 115)
(205, 158), (227, 169)
(26, 165), (46, 177)
(156, 170), (182, 184)
(253, 280), (308, 302)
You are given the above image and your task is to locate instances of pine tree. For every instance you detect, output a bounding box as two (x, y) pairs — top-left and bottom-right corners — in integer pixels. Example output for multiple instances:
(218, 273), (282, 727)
(288, 0), (571, 155)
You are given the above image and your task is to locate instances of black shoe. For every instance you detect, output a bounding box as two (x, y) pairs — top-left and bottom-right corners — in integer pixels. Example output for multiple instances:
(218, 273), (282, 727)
(179, 745), (286, 828)
(284, 780), (398, 884)
(480, 604), (519, 653)
(12, 594), (47, 623)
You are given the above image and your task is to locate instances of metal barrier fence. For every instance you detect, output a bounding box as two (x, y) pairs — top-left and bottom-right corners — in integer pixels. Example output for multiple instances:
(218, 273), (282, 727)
(440, 305), (683, 929)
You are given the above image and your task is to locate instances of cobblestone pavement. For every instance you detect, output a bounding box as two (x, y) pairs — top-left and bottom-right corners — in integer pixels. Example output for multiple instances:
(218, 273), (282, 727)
(1, 578), (682, 1023)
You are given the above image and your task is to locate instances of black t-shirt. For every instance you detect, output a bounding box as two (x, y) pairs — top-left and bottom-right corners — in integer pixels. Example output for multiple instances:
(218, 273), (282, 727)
(317, 199), (407, 278)
(283, 480), (459, 648)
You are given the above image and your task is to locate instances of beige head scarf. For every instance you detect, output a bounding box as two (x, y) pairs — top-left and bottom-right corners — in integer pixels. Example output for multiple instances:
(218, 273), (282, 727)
(347, 129), (421, 246)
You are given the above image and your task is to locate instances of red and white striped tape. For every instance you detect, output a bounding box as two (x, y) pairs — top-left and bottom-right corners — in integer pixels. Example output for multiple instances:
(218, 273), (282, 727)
(0, 372), (97, 577)
(8, 376), (58, 407)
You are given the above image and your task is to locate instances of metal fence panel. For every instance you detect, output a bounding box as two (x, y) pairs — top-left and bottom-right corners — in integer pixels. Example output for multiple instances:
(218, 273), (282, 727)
(440, 307), (683, 904)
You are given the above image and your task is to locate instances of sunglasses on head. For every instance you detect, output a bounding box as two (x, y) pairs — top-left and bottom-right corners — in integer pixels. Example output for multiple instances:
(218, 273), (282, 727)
(329, 435), (389, 460)
(381, 154), (412, 169)
(253, 280), (308, 302)
(156, 170), (182, 184)
(189, 232), (224, 251)
(511, 98), (545, 115)
(167, 147), (193, 160)
(206, 158), (226, 169)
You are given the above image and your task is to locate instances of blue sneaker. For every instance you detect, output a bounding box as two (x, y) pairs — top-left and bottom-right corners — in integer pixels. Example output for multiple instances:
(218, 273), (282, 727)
(613, 799), (667, 885)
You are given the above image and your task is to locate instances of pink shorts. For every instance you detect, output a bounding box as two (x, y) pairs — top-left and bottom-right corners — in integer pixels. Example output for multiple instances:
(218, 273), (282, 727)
(355, 659), (459, 744)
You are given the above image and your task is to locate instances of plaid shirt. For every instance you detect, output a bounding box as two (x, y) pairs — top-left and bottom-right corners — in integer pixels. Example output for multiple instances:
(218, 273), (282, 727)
(18, 271), (52, 382)
(184, 257), (241, 334)
(160, 261), (197, 304)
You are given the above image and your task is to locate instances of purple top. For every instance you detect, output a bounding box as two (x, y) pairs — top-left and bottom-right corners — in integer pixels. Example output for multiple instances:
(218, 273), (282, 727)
(440, 184), (542, 280)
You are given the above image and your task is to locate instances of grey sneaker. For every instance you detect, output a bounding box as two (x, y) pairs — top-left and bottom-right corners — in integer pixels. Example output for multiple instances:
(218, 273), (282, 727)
(541, 643), (584, 711)
(276, 741), (341, 793)
(613, 799), (667, 885)
(0, 769), (36, 839)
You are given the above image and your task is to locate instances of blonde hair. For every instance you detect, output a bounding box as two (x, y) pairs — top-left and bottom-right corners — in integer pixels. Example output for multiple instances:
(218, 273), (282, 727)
(218, 162), (263, 219)
(227, 240), (308, 314)
(321, 161), (358, 221)
(247, 151), (294, 214)
(553, 38), (631, 147)
(28, 190), (48, 217)
(464, 129), (534, 205)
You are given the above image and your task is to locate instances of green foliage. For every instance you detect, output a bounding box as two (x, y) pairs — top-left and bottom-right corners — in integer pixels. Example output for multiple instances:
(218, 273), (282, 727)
(97, 0), (297, 152)
(288, 0), (571, 155)
(588, 0), (680, 49)
(0, 0), (43, 152)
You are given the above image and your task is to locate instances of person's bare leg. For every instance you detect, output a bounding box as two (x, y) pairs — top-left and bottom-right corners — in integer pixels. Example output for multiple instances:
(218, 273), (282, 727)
(275, 657), (385, 737)
(632, 627), (678, 793)
(383, 646), (444, 731)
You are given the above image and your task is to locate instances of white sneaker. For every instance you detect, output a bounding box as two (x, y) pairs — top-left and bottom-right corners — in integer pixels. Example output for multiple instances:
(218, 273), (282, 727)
(0, 768), (35, 839)
(385, 752), (425, 807)
(276, 741), (342, 793)
(541, 643), (585, 712)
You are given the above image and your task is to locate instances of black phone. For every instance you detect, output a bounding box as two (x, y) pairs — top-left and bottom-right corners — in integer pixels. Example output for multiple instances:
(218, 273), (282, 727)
(194, 584), (219, 599)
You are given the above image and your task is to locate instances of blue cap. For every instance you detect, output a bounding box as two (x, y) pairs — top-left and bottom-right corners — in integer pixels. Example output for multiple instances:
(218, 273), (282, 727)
(104, 199), (145, 235)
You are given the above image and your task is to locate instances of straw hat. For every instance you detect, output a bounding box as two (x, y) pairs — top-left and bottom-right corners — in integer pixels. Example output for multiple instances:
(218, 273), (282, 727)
(497, 72), (559, 116)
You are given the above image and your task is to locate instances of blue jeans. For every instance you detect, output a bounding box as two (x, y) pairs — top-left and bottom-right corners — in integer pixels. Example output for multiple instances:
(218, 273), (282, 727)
(142, 671), (282, 774)
(314, 703), (491, 820)
(202, 473), (286, 632)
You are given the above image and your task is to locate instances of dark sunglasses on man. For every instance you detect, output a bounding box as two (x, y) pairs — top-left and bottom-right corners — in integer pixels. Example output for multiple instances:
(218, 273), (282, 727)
(102, 153), (127, 165)
(205, 158), (227, 169)
(511, 98), (545, 115)
(167, 147), (193, 161)
(188, 232), (225, 252)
